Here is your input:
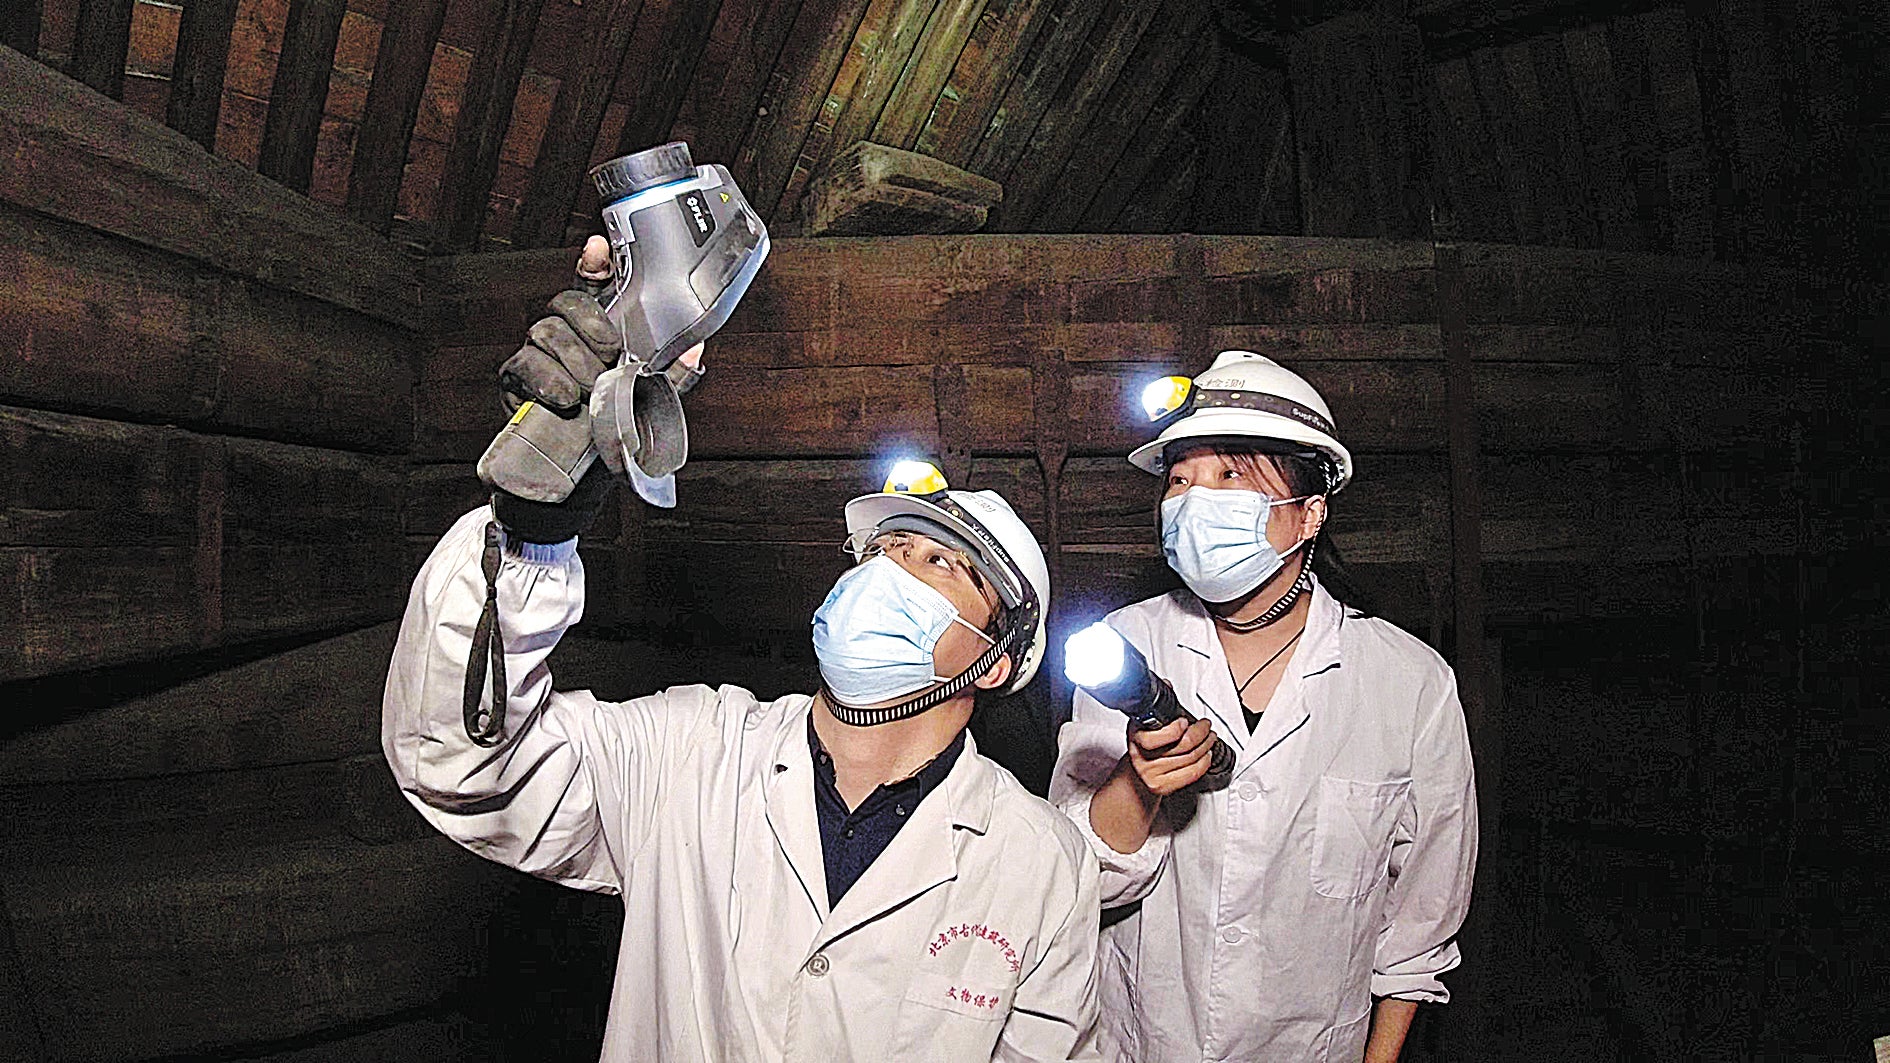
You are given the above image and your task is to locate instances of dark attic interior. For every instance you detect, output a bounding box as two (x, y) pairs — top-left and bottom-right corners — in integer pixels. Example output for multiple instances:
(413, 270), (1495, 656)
(0, 0), (1883, 1058)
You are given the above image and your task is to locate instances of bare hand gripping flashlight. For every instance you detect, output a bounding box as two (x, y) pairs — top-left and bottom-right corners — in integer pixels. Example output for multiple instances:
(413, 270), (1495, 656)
(476, 142), (771, 509)
(1064, 623), (1234, 786)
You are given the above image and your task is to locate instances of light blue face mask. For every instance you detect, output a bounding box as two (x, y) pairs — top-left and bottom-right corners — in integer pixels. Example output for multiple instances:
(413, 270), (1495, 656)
(1160, 487), (1312, 604)
(812, 555), (995, 706)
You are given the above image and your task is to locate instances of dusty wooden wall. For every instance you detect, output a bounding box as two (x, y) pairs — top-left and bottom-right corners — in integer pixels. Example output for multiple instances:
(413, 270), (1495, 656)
(0, 48), (517, 1062)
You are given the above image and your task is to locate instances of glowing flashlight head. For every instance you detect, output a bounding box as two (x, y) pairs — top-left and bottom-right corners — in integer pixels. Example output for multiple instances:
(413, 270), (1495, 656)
(883, 459), (949, 496)
(1064, 622), (1128, 688)
(1141, 376), (1194, 422)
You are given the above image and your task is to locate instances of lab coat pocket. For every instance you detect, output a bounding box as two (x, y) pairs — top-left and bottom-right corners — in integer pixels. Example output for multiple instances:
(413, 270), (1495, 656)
(902, 970), (1014, 1021)
(1311, 776), (1410, 899)
(891, 971), (1012, 1060)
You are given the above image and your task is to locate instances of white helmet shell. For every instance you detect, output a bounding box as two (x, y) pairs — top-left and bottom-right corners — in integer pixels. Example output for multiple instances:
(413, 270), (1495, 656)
(842, 488), (1050, 694)
(1128, 350), (1353, 491)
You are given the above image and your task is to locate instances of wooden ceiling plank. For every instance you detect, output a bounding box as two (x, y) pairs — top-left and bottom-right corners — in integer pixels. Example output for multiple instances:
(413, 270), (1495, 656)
(1031, 0), (1208, 232)
(1078, 32), (1218, 232)
(669, 0), (806, 166)
(986, 0), (1164, 230)
(740, 0), (879, 220)
(70, 0), (136, 98)
(165, 0), (241, 150)
(344, 0), (449, 232)
(870, 0), (990, 150)
(776, 0), (940, 221)
(612, 0), (729, 156)
(507, 0), (648, 249)
(1429, 55), (1518, 243)
(434, 0), (548, 252)
(912, 0), (1059, 167)
(1113, 127), (1198, 233)
(3, 0), (42, 55)
(963, 0), (1113, 182)
(255, 0), (348, 194)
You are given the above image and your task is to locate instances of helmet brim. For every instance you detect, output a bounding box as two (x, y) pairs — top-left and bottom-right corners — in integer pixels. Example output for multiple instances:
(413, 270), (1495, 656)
(1128, 408), (1354, 491)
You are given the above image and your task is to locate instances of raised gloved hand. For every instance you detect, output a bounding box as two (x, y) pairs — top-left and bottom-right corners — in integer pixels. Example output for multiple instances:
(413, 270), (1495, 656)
(490, 237), (623, 544)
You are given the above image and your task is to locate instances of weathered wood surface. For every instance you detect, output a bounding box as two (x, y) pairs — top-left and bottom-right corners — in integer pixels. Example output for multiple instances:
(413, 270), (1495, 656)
(344, 0), (450, 230)
(68, 0), (136, 98)
(1289, 13), (1428, 240)
(164, 0), (242, 149)
(0, 406), (407, 681)
(432, 0), (548, 251)
(803, 141), (1003, 235)
(256, 0), (348, 193)
(0, 204), (418, 452)
(0, 47), (422, 326)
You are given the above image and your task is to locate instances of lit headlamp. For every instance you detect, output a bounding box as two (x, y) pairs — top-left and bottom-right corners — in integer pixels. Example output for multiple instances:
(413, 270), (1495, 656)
(1137, 376), (1337, 438)
(883, 458), (950, 496)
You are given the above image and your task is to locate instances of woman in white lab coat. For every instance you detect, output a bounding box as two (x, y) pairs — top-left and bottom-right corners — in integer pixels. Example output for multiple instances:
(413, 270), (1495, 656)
(1051, 351), (1478, 1063)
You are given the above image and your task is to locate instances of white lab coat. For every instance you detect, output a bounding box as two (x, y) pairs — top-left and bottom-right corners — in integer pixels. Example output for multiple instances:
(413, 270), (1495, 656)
(1050, 580), (1477, 1063)
(384, 508), (1102, 1062)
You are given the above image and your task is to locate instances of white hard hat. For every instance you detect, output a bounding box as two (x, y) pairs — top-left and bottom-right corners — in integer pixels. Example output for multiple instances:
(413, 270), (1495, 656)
(844, 479), (1049, 694)
(1128, 350), (1353, 492)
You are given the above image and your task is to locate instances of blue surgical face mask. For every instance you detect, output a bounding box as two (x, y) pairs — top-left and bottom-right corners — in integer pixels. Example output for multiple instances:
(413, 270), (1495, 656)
(812, 555), (995, 706)
(1160, 487), (1312, 604)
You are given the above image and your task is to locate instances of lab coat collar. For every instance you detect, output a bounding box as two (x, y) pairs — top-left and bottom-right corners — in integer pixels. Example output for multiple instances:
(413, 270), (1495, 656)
(772, 700), (996, 957)
(1170, 575), (1345, 680)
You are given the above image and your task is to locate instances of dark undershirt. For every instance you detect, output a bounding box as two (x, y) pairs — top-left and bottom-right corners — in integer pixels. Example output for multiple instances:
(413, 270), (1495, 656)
(809, 717), (964, 908)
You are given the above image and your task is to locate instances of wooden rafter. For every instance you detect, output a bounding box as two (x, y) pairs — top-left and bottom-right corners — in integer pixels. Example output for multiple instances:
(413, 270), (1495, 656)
(509, 0), (648, 249)
(2, 0), (41, 55)
(741, 0), (878, 219)
(911, 0), (1060, 168)
(777, 0), (940, 222)
(669, 0), (808, 165)
(165, 0), (241, 150)
(990, 0), (1165, 229)
(345, 0), (450, 232)
(869, 0), (990, 150)
(1077, 32), (1220, 232)
(70, 0), (135, 99)
(964, 0), (1112, 181)
(434, 0), (548, 252)
(612, 0), (729, 157)
(256, 0), (348, 194)
(1029, 0), (1209, 232)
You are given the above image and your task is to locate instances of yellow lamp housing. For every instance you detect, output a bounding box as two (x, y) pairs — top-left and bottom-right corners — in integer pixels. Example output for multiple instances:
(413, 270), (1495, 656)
(1141, 375), (1195, 423)
(883, 459), (950, 496)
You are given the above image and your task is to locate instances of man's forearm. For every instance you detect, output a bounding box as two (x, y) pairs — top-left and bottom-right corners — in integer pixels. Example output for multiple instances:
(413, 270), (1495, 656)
(1088, 756), (1159, 854)
(1364, 997), (1419, 1063)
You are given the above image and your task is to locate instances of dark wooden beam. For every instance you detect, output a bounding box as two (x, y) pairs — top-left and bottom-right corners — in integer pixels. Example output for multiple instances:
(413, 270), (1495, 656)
(1287, 12), (1430, 240)
(989, 0), (1164, 230)
(870, 0), (990, 150)
(912, 0), (1059, 168)
(741, 0), (878, 219)
(1081, 33), (1219, 232)
(508, 0), (646, 249)
(0, 47), (422, 326)
(964, 0), (1112, 181)
(434, 0), (547, 252)
(776, 0), (940, 223)
(612, 0), (728, 156)
(668, 0), (807, 166)
(165, 0), (241, 150)
(1, 0), (41, 56)
(345, 0), (449, 231)
(1182, 42), (1294, 235)
(256, 0), (348, 193)
(1029, 0), (1208, 232)
(69, 0), (135, 98)
(1112, 129), (1199, 233)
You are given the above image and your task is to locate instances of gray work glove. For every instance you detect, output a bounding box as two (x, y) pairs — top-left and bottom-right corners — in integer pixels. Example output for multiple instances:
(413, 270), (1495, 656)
(491, 239), (621, 544)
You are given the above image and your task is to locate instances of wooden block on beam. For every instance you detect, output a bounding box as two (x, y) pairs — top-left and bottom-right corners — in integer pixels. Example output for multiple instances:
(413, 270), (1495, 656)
(802, 141), (1003, 236)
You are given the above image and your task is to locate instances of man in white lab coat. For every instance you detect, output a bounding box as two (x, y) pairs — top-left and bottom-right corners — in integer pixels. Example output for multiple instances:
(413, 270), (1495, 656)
(1051, 351), (1478, 1063)
(384, 240), (1100, 1062)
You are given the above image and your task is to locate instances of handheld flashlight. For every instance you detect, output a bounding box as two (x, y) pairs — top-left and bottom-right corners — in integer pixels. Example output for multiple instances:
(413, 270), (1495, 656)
(1063, 622), (1234, 783)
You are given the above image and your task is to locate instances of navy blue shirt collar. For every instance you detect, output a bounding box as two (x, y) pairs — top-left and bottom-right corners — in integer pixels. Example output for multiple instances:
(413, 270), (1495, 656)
(808, 716), (965, 908)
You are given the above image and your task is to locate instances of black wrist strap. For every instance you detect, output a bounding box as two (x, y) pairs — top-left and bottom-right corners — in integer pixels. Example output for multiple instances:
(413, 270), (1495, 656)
(463, 521), (509, 747)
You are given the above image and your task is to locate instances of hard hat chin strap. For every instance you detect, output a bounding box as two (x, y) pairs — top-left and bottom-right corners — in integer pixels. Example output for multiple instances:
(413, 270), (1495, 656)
(1216, 539), (1316, 633)
(822, 611), (1027, 727)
